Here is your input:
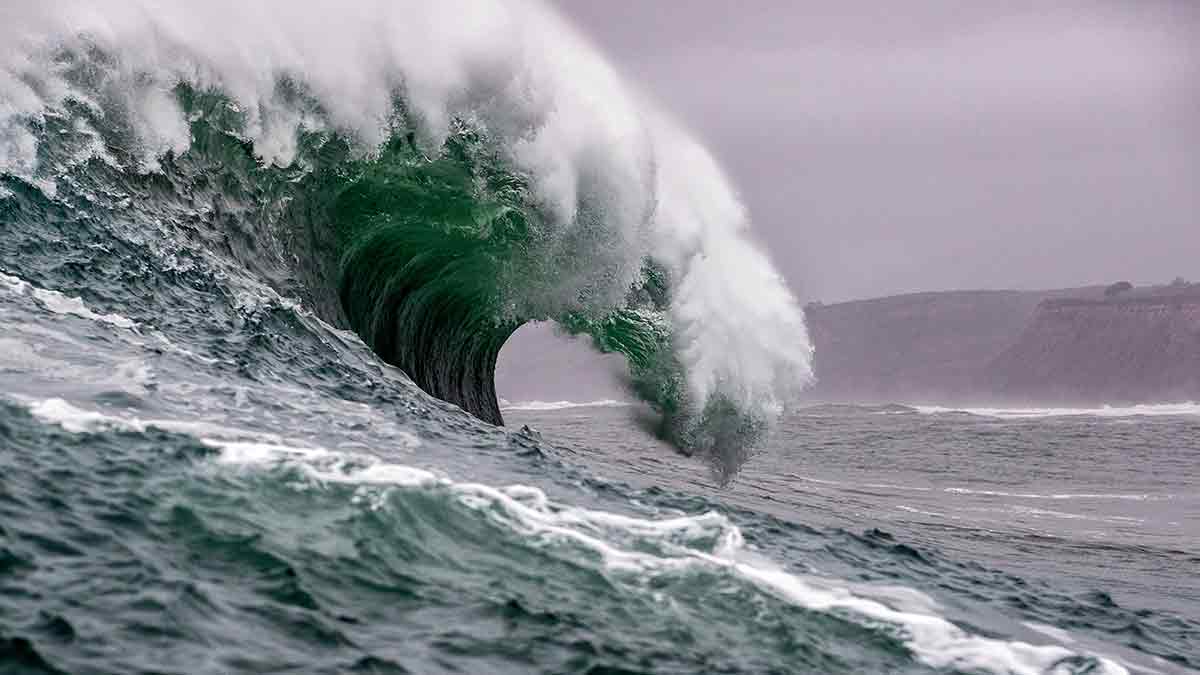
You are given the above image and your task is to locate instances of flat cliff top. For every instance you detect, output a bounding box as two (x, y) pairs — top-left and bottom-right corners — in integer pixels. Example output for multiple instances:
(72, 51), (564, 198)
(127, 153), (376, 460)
(804, 283), (1200, 403)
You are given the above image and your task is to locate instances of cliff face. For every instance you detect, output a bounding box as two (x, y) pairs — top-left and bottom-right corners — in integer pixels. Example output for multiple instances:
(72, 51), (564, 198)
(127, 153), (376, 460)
(985, 295), (1200, 403)
(804, 286), (1200, 404)
(804, 291), (1043, 401)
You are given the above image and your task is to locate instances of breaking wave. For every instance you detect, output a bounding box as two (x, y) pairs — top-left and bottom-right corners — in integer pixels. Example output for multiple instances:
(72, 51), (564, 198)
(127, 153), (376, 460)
(0, 0), (813, 477)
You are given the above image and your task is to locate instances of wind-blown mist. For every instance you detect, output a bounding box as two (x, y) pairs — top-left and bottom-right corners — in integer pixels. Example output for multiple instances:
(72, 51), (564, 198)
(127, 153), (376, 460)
(0, 0), (813, 475)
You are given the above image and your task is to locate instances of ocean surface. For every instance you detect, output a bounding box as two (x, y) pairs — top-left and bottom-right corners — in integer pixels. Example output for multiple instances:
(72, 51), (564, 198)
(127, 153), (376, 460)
(507, 401), (1200, 672)
(2, 268), (1197, 674)
(2, 2), (1199, 673)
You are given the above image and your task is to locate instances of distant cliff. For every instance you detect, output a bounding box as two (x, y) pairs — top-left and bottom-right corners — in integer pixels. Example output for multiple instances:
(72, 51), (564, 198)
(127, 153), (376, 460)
(804, 284), (1200, 404)
(985, 293), (1200, 403)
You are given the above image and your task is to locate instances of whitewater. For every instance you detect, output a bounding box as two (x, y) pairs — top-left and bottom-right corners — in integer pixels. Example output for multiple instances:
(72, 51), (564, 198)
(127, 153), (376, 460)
(1, 1), (1197, 674)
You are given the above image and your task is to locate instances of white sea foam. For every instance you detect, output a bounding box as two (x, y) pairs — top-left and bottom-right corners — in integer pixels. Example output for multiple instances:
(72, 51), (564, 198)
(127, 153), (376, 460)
(206, 439), (436, 487)
(787, 472), (1170, 506)
(787, 472), (934, 492)
(943, 487), (1166, 502)
(0, 272), (136, 329)
(1022, 621), (1077, 645)
(1001, 504), (1145, 525)
(731, 564), (1128, 675)
(0, 0), (814, 421)
(27, 398), (130, 434)
(501, 399), (633, 412)
(26, 396), (270, 439)
(21, 396), (421, 453)
(915, 403), (1200, 419)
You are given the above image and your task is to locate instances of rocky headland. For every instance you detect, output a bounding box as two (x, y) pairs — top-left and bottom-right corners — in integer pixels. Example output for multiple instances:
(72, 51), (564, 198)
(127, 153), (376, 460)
(804, 282), (1200, 405)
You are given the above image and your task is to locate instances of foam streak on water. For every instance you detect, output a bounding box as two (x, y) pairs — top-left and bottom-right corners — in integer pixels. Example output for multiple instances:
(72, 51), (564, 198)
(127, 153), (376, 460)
(915, 403), (1200, 419)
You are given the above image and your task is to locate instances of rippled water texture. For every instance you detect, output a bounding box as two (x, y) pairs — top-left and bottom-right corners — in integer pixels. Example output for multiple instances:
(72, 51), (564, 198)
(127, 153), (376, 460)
(1, 263), (1197, 673)
(1, 2), (1197, 672)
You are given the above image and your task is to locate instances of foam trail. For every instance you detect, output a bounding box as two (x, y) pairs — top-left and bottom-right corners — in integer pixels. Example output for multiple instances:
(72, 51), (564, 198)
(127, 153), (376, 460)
(916, 403), (1200, 419)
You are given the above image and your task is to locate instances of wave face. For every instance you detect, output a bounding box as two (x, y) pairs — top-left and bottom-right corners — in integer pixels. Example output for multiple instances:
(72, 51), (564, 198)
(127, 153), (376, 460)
(0, 0), (812, 475)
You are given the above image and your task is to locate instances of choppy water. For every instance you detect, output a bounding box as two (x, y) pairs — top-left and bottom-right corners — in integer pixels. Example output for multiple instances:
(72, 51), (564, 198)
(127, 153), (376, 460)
(506, 402), (1200, 628)
(2, 264), (1198, 674)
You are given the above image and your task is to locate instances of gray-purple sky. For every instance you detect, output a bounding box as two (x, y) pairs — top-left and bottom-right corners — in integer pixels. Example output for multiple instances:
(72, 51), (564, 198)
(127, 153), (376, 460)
(553, 0), (1200, 302)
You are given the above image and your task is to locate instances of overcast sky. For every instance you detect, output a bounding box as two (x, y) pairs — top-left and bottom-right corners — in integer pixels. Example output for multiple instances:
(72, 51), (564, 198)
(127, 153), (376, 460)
(553, 0), (1200, 302)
